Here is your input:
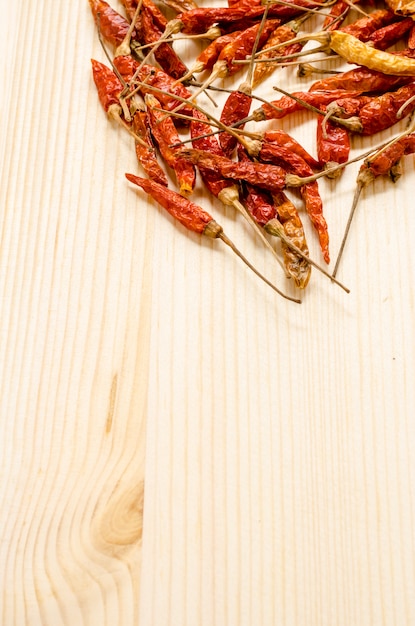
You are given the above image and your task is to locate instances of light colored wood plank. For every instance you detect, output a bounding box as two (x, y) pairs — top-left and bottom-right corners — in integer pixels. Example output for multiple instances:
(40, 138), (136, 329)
(2, 1), (415, 624)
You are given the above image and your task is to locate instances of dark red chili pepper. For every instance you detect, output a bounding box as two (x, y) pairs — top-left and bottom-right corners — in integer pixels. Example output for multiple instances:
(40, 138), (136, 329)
(258, 143), (329, 263)
(339, 9), (397, 41)
(408, 23), (415, 49)
(194, 31), (243, 73)
(263, 129), (320, 169)
(252, 16), (306, 88)
(113, 56), (194, 117)
(237, 146), (277, 226)
(145, 93), (196, 195)
(91, 58), (124, 114)
(248, 89), (361, 121)
(367, 17), (413, 50)
(182, 148), (287, 193)
(316, 115), (350, 175)
(323, 0), (359, 32)
(132, 110), (168, 186)
(190, 109), (232, 198)
(89, 0), (139, 48)
(308, 65), (413, 94)
(219, 85), (252, 157)
(217, 19), (281, 76)
(175, 0), (318, 35)
(125, 173), (301, 302)
(140, 9), (189, 79)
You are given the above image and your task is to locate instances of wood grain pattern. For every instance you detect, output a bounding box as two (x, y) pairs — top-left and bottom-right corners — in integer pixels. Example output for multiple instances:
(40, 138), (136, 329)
(1, 1), (415, 624)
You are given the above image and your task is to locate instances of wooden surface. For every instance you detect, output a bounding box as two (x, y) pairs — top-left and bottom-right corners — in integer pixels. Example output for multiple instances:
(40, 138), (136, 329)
(1, 1), (415, 624)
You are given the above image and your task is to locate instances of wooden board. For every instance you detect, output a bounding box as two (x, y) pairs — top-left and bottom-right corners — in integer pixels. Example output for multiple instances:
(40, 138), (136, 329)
(1, 1), (415, 624)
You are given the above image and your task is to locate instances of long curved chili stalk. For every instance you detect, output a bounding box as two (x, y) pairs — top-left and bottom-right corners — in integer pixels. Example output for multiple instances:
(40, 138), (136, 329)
(125, 174), (301, 302)
(332, 132), (415, 277)
(237, 146), (312, 288)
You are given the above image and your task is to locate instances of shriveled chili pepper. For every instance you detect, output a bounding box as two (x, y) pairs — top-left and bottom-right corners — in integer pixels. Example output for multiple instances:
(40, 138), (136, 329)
(89, 0), (140, 48)
(262, 129), (320, 169)
(218, 84), (253, 157)
(308, 65), (413, 93)
(237, 146), (278, 226)
(183, 148), (287, 193)
(338, 83), (415, 135)
(316, 115), (350, 176)
(322, 0), (359, 31)
(338, 9), (397, 41)
(266, 192), (311, 289)
(190, 109), (232, 198)
(174, 0), (319, 35)
(189, 19), (281, 101)
(91, 58), (124, 114)
(132, 110), (168, 186)
(315, 30), (415, 75)
(245, 89), (361, 122)
(333, 133), (415, 276)
(367, 17), (413, 50)
(125, 173), (301, 302)
(408, 23), (415, 48)
(198, 31), (242, 70)
(252, 16), (308, 88)
(114, 56), (194, 118)
(140, 8), (189, 79)
(257, 143), (329, 263)
(145, 93), (196, 195)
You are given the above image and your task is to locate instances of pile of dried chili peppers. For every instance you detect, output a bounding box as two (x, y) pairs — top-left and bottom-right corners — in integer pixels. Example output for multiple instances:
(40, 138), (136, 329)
(89, 0), (415, 301)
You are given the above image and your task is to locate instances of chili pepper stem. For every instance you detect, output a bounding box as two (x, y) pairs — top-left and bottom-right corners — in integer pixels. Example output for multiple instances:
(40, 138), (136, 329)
(331, 183), (363, 278)
(218, 232), (301, 303)
(217, 186), (290, 278)
(107, 104), (148, 146)
(234, 44), (329, 65)
(264, 219), (350, 292)
(115, 0), (143, 57)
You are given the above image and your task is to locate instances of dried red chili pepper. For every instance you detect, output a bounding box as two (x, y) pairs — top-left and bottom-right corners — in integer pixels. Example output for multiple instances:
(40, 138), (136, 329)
(175, 0), (318, 35)
(113, 56), (194, 118)
(219, 85), (253, 157)
(125, 173), (301, 302)
(132, 110), (168, 186)
(408, 23), (415, 48)
(252, 16), (308, 88)
(199, 31), (242, 69)
(237, 146), (278, 226)
(246, 89), (361, 122)
(89, 0), (140, 48)
(145, 93), (196, 195)
(91, 58), (124, 114)
(140, 8), (189, 79)
(263, 130), (319, 169)
(308, 65), (413, 93)
(265, 192), (311, 289)
(322, 0), (359, 31)
(183, 148), (287, 193)
(338, 9), (397, 41)
(190, 109), (232, 198)
(316, 115), (350, 176)
(340, 83), (415, 135)
(367, 17), (413, 50)
(258, 143), (329, 263)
